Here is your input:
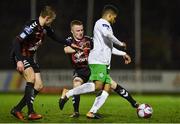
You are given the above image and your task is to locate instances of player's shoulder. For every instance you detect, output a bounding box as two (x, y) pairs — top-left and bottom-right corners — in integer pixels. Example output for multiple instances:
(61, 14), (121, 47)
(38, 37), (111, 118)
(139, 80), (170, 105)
(22, 19), (39, 34)
(25, 19), (38, 28)
(64, 37), (73, 47)
(66, 36), (73, 41)
(97, 18), (110, 28)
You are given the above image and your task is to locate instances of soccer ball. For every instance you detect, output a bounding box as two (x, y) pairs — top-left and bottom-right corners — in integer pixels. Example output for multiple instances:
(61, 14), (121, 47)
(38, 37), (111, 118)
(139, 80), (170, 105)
(137, 104), (153, 118)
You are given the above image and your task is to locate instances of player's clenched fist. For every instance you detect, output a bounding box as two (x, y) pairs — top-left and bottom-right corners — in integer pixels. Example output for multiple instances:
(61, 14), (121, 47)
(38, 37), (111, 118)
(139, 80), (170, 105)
(123, 54), (131, 64)
(16, 61), (24, 72)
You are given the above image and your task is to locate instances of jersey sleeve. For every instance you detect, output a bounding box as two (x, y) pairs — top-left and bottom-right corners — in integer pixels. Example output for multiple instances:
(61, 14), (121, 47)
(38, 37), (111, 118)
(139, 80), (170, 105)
(64, 37), (73, 47)
(99, 23), (124, 46)
(13, 21), (35, 61)
(12, 38), (23, 61)
(45, 26), (71, 46)
(112, 47), (126, 56)
(17, 20), (37, 41)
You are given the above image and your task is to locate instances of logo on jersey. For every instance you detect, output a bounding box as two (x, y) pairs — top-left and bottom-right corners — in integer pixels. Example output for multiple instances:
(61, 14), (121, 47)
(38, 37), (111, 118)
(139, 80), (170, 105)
(102, 24), (111, 31)
(24, 22), (37, 35)
(29, 22), (37, 29)
(24, 26), (33, 34)
(99, 73), (104, 78)
(102, 24), (110, 28)
(65, 37), (73, 45)
(74, 52), (84, 59)
(73, 51), (88, 63)
(19, 32), (27, 39)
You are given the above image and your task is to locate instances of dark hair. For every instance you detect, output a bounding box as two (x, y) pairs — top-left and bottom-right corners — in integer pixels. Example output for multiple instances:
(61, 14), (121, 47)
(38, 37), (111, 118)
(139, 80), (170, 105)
(70, 20), (83, 28)
(40, 6), (56, 18)
(102, 4), (119, 16)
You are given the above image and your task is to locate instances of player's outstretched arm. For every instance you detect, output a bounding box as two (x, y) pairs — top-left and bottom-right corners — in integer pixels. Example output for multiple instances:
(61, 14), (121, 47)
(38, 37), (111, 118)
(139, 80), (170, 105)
(45, 27), (70, 45)
(101, 26), (126, 47)
(46, 27), (82, 50)
(64, 46), (76, 54)
(112, 47), (131, 64)
(112, 47), (126, 56)
(108, 33), (126, 47)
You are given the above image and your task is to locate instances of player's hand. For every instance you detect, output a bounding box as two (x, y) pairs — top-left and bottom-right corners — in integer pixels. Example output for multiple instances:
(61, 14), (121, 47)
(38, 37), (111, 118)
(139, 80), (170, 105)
(71, 43), (83, 50)
(16, 61), (24, 73)
(121, 42), (127, 49)
(83, 47), (90, 56)
(123, 54), (131, 64)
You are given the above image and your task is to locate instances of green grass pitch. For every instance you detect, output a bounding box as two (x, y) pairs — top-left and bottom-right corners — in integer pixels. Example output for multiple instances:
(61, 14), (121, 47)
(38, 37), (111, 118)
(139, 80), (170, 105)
(0, 93), (180, 123)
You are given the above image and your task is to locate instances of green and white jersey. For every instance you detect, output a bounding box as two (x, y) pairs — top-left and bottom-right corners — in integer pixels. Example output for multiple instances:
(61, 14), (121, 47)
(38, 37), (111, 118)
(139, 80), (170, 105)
(88, 18), (124, 65)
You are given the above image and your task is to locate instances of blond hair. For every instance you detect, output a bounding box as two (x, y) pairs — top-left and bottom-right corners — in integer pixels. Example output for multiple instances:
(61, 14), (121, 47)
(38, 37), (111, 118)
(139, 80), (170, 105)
(40, 6), (56, 18)
(70, 20), (83, 28)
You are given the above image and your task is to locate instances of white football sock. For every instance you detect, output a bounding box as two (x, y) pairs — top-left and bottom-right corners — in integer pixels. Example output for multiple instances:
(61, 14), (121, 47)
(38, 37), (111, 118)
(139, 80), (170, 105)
(66, 82), (95, 98)
(89, 90), (109, 113)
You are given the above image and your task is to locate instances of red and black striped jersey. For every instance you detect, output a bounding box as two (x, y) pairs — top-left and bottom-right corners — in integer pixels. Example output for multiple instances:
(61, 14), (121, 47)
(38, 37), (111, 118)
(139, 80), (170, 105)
(17, 19), (45, 57)
(66, 36), (93, 69)
(11, 19), (70, 61)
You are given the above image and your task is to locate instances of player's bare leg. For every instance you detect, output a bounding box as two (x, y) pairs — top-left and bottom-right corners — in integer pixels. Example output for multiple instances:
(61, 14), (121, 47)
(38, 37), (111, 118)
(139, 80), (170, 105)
(34, 73), (43, 91)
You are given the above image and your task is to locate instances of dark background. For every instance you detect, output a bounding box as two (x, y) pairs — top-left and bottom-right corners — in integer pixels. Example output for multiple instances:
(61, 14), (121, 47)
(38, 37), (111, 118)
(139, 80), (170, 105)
(0, 0), (179, 70)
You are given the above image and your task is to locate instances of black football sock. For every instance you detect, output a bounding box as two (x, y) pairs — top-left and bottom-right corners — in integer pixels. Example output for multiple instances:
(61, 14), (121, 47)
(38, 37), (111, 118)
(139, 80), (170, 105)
(72, 95), (80, 113)
(15, 95), (26, 111)
(25, 82), (35, 114)
(15, 88), (39, 111)
(114, 84), (138, 108)
(34, 89), (40, 96)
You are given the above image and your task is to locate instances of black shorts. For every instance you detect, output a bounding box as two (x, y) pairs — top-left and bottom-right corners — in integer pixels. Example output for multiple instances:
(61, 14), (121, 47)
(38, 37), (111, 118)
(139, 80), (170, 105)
(11, 56), (40, 73)
(73, 67), (91, 83)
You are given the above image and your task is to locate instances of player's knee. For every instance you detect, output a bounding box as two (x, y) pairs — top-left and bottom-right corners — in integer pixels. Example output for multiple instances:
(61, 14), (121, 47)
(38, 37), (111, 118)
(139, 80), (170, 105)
(103, 88), (110, 93)
(95, 85), (103, 90)
(103, 84), (111, 92)
(27, 75), (35, 83)
(73, 77), (83, 87)
(94, 80), (104, 90)
(73, 82), (82, 87)
(34, 83), (43, 91)
(39, 84), (43, 90)
(96, 84), (103, 90)
(110, 84), (116, 90)
(23, 67), (36, 82)
(110, 80), (117, 90)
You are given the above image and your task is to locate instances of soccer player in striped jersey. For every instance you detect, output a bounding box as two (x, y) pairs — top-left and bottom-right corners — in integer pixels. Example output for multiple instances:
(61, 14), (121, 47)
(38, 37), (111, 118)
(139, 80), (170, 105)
(63, 20), (93, 118)
(10, 6), (78, 120)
